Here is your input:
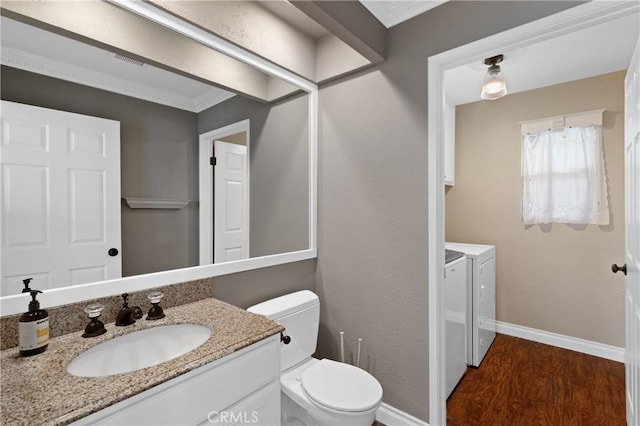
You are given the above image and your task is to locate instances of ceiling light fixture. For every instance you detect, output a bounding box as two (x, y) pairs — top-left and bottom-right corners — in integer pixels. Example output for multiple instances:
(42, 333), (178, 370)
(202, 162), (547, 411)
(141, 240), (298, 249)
(480, 54), (507, 100)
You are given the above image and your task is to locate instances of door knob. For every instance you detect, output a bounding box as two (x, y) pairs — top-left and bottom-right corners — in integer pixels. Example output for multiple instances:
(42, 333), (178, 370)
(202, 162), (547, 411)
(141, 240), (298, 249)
(108, 248), (119, 257)
(611, 263), (627, 275)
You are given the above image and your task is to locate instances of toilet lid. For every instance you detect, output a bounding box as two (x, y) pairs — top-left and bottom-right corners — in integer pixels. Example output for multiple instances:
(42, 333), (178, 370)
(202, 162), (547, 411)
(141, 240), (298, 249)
(300, 359), (383, 413)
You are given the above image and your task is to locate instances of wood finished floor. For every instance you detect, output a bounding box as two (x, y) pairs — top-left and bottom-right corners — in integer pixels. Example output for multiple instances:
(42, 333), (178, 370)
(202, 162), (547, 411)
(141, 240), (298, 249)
(447, 334), (626, 426)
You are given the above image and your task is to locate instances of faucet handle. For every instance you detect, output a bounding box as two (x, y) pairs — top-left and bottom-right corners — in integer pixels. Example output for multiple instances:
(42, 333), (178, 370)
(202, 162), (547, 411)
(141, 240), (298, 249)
(121, 293), (130, 306)
(82, 303), (106, 338)
(85, 303), (105, 318)
(146, 291), (165, 321)
(147, 291), (164, 304)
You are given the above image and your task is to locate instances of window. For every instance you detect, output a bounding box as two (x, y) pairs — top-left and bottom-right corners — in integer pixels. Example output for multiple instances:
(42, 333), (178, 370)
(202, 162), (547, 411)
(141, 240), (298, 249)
(521, 125), (610, 225)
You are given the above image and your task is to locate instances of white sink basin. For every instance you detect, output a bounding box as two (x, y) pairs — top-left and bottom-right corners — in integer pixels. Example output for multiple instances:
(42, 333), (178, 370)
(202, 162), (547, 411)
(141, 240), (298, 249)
(67, 324), (211, 377)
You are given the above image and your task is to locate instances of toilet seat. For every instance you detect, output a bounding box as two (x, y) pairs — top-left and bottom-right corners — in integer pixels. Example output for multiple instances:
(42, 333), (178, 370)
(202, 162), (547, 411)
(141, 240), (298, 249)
(300, 359), (383, 413)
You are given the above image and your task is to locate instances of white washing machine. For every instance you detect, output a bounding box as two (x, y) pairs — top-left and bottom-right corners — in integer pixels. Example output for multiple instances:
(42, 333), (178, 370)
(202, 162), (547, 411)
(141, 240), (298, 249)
(444, 251), (467, 398)
(445, 242), (496, 367)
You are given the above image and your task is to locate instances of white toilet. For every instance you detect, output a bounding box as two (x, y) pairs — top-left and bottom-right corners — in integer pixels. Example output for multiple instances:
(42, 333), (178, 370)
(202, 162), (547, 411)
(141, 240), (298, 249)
(248, 290), (383, 426)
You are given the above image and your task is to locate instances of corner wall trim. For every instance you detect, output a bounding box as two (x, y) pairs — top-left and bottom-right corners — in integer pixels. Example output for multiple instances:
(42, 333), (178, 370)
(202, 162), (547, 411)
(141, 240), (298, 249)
(495, 321), (625, 363)
(376, 403), (429, 426)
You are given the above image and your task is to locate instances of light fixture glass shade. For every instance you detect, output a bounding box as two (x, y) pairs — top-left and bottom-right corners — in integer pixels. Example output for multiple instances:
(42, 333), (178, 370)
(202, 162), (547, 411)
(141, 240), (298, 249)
(480, 65), (508, 100)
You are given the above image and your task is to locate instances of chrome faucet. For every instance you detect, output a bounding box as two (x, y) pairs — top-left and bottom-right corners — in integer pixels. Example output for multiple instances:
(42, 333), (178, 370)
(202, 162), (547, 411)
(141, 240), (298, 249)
(115, 293), (136, 326)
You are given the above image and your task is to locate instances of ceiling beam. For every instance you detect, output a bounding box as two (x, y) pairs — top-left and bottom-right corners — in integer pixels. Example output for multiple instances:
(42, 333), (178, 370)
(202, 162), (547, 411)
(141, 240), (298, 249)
(291, 0), (386, 64)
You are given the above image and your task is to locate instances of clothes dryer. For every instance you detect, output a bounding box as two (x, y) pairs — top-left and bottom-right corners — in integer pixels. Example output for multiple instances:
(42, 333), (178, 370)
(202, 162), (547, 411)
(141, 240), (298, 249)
(444, 251), (467, 397)
(445, 242), (496, 367)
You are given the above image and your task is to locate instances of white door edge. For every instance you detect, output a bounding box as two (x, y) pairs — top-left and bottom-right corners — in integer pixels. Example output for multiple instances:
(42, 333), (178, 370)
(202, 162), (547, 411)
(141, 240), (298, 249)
(623, 33), (640, 426)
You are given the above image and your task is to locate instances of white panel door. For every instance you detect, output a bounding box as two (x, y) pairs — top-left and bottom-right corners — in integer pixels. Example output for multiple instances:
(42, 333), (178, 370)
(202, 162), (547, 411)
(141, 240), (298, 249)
(213, 140), (249, 263)
(624, 35), (640, 426)
(0, 101), (121, 296)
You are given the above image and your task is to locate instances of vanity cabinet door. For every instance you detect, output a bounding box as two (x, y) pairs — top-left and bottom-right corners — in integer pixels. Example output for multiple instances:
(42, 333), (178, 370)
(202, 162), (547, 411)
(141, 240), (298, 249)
(72, 335), (280, 425)
(198, 381), (280, 426)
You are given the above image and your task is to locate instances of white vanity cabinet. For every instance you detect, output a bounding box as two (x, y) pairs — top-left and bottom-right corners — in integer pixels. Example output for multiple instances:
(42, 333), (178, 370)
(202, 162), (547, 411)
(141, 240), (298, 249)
(72, 334), (280, 426)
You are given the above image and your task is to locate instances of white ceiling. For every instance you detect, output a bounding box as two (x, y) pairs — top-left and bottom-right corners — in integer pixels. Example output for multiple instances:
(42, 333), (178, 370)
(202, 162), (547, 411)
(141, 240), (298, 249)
(358, 1), (638, 106)
(0, 16), (236, 113)
(260, 1), (329, 39)
(0, 1), (330, 112)
(1, 0), (428, 111)
(3, 4), (638, 112)
(445, 12), (639, 106)
(360, 0), (448, 28)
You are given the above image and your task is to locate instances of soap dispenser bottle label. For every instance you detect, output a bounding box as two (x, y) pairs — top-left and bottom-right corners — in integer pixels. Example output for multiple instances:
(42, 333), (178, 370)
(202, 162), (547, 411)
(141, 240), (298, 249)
(19, 318), (49, 350)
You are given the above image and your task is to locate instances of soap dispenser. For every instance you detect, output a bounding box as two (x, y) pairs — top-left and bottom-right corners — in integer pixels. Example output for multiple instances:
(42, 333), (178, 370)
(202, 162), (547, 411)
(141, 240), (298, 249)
(19, 290), (49, 357)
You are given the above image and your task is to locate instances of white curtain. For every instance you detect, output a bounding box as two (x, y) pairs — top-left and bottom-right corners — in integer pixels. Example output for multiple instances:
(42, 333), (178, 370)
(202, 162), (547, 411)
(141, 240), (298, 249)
(521, 125), (610, 225)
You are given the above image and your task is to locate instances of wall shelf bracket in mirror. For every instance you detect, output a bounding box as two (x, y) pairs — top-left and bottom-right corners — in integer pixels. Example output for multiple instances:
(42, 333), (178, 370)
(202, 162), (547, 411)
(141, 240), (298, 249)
(0, 0), (318, 316)
(124, 198), (191, 210)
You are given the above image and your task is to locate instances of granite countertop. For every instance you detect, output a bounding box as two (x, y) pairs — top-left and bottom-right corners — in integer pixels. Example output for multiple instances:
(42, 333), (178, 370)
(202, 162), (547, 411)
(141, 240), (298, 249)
(0, 298), (283, 426)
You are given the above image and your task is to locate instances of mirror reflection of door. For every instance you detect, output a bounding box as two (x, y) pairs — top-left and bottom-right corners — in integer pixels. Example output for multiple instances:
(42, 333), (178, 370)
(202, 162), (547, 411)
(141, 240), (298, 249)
(0, 101), (122, 296)
(213, 135), (249, 263)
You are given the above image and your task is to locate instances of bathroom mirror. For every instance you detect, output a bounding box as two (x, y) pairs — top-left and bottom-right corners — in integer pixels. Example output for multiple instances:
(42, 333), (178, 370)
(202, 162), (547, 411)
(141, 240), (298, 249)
(0, 1), (317, 314)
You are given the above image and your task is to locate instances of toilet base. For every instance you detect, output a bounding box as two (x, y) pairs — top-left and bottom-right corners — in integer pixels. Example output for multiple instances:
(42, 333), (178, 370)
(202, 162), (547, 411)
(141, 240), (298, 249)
(280, 359), (379, 426)
(282, 391), (377, 426)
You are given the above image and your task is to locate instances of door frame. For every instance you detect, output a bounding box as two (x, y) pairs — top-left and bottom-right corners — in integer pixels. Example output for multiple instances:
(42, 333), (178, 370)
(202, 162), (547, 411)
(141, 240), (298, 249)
(199, 119), (250, 265)
(427, 2), (640, 423)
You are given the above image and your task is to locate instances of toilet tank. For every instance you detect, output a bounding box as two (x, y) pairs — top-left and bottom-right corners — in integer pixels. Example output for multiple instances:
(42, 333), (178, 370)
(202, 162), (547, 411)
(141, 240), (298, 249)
(247, 290), (319, 371)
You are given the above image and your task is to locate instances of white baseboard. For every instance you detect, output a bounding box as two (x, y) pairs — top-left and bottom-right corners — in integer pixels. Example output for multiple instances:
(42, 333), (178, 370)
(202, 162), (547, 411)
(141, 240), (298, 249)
(376, 402), (429, 426)
(495, 321), (625, 363)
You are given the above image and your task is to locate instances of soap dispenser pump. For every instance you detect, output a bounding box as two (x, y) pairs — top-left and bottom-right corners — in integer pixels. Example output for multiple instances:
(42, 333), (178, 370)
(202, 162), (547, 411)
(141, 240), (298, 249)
(21, 278), (33, 293)
(19, 290), (49, 356)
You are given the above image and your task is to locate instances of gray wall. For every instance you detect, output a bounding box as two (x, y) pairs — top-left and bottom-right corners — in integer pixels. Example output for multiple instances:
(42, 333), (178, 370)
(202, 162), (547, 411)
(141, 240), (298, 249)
(314, 1), (583, 421)
(212, 259), (316, 309)
(1, 66), (199, 277)
(199, 93), (309, 258)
